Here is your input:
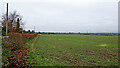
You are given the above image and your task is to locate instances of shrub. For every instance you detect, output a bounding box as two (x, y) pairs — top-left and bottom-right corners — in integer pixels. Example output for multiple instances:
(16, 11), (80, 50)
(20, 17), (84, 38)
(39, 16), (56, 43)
(3, 33), (38, 50)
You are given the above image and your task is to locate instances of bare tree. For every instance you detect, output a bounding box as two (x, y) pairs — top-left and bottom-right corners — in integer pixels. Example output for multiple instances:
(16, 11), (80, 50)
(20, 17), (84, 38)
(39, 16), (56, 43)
(9, 11), (24, 28)
(1, 11), (24, 34)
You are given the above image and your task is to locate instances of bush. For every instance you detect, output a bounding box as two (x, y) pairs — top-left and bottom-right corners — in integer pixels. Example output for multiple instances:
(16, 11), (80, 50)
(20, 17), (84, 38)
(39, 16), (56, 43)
(19, 30), (22, 33)
(3, 33), (38, 49)
(2, 33), (38, 66)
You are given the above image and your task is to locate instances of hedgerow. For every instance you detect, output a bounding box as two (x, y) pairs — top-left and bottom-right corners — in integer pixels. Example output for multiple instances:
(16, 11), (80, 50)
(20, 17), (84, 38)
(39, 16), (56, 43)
(2, 33), (38, 66)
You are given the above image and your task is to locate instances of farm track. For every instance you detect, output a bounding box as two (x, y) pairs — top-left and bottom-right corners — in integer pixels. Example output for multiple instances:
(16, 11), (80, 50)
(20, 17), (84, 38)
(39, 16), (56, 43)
(31, 35), (39, 53)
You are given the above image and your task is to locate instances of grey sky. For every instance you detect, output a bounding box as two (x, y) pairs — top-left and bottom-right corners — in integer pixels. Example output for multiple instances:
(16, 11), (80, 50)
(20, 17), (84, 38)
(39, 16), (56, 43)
(0, 0), (119, 33)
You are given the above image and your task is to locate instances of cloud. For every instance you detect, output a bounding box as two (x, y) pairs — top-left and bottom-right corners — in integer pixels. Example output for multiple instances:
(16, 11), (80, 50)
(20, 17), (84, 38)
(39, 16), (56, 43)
(2, 0), (119, 3)
(1, 1), (118, 33)
(33, 8), (64, 16)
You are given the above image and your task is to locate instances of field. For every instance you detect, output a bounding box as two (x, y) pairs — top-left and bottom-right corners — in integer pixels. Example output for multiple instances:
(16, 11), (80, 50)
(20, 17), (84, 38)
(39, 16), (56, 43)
(26, 34), (118, 66)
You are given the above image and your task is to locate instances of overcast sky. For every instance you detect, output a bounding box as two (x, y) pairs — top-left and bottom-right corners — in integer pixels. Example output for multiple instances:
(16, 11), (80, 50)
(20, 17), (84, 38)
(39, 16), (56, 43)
(0, 0), (119, 33)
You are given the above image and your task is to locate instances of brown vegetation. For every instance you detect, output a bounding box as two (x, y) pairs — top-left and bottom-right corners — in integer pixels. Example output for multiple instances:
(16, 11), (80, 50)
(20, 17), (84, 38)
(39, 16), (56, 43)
(3, 33), (38, 67)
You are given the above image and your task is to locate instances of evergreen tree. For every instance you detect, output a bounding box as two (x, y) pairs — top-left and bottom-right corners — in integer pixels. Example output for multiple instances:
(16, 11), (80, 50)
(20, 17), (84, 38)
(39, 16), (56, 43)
(16, 18), (20, 32)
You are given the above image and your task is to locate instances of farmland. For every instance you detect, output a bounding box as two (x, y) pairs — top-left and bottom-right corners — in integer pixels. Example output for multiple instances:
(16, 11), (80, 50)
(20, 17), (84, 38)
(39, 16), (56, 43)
(26, 34), (118, 66)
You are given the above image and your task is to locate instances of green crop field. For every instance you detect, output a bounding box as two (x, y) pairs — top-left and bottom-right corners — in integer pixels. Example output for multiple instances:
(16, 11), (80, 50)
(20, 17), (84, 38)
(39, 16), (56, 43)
(26, 34), (118, 66)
